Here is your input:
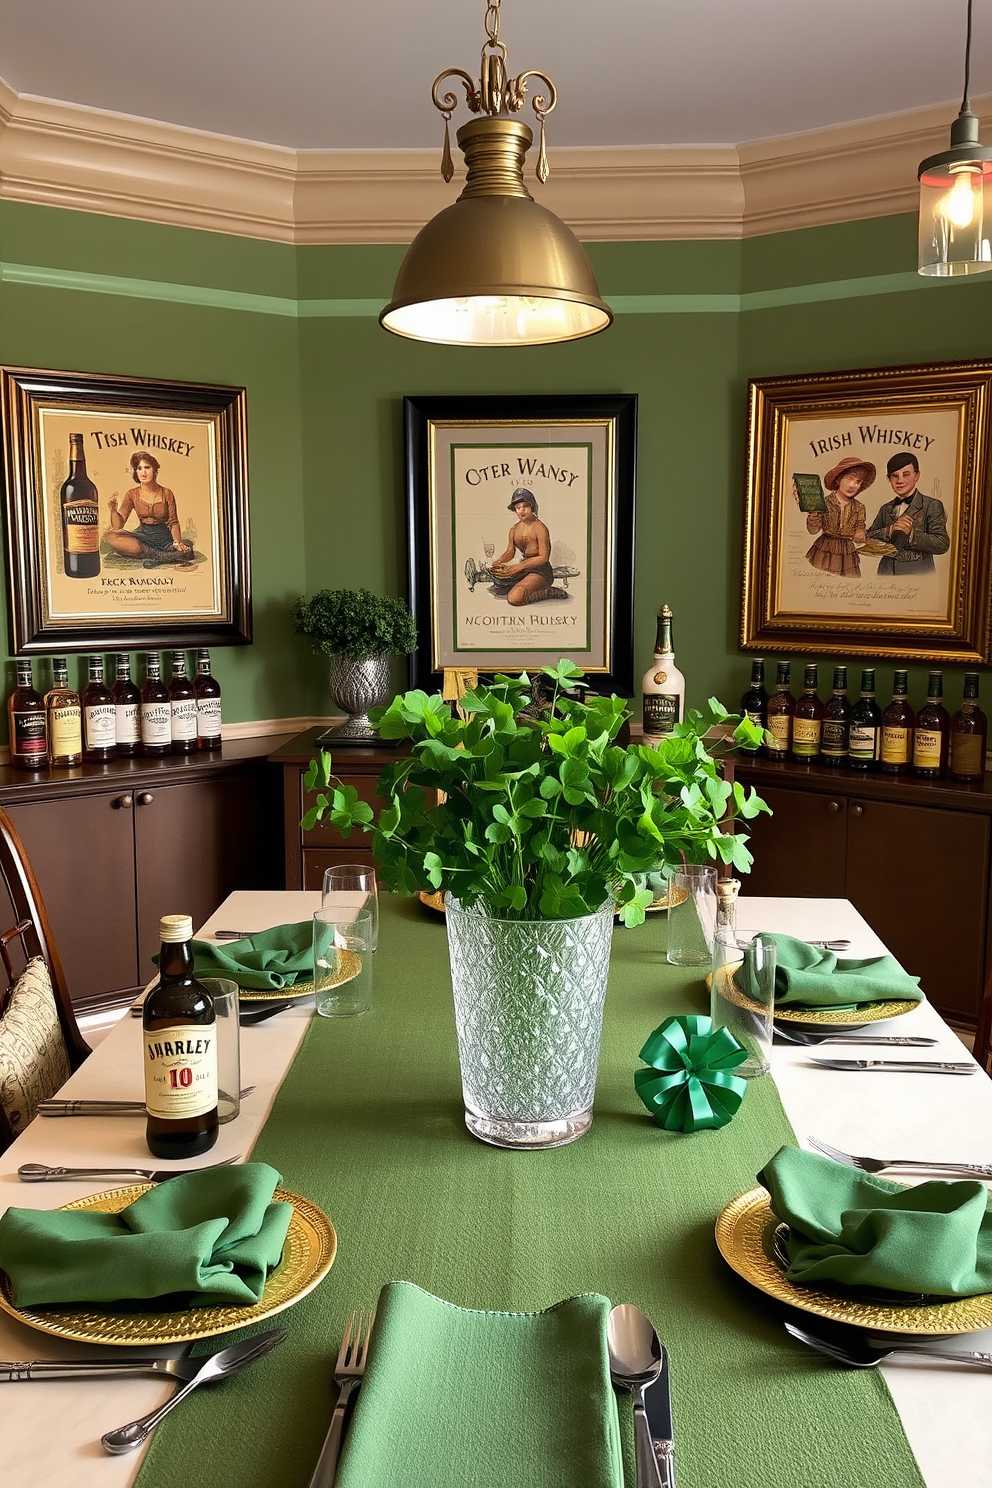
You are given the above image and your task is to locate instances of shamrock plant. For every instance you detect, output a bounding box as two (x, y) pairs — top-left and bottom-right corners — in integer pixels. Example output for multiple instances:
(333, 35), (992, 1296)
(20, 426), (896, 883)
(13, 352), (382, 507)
(302, 660), (769, 926)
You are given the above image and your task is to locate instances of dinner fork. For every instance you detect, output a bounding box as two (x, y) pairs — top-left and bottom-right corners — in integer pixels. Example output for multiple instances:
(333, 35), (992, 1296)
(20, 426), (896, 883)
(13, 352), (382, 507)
(807, 1135), (992, 1179)
(785, 1320), (992, 1370)
(307, 1309), (374, 1488)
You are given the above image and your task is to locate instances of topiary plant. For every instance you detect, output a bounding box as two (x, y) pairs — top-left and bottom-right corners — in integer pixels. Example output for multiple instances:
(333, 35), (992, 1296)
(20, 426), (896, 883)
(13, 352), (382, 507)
(293, 588), (418, 663)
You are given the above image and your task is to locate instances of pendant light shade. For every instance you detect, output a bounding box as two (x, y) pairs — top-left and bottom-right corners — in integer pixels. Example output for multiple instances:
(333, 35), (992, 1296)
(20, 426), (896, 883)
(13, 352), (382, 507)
(918, 1), (992, 276)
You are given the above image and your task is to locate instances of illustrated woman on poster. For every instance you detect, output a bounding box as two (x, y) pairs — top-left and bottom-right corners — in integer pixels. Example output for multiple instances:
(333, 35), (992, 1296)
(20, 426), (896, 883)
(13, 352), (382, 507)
(795, 456), (874, 579)
(491, 489), (568, 605)
(104, 452), (194, 567)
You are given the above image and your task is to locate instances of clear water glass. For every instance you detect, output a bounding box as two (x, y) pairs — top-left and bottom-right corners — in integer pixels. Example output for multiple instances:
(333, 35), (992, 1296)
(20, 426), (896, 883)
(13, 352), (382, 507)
(710, 928), (776, 1078)
(314, 907), (373, 1018)
(666, 864), (718, 966)
(199, 978), (241, 1123)
(322, 864), (379, 951)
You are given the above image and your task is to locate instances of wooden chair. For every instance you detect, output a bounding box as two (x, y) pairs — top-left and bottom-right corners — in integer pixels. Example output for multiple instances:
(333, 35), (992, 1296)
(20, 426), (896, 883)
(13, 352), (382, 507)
(0, 806), (90, 1150)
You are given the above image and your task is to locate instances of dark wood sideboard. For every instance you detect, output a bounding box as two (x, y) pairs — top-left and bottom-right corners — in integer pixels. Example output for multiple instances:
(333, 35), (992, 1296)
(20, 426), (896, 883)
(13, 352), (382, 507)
(0, 735), (288, 1011)
(733, 755), (992, 1026)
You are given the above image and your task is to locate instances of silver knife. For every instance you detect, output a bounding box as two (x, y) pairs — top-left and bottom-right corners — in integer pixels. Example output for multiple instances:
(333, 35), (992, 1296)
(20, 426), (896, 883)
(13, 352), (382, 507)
(643, 1344), (676, 1488)
(37, 1091), (255, 1115)
(0, 1354), (203, 1382)
(808, 1057), (976, 1075)
(17, 1157), (241, 1182)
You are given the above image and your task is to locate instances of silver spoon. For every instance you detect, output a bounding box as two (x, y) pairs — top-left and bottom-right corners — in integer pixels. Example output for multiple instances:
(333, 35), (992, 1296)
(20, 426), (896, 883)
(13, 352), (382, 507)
(608, 1303), (665, 1488)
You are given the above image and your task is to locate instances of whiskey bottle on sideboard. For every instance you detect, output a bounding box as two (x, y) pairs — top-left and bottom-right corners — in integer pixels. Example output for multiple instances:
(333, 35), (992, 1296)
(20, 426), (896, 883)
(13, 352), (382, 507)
(950, 673), (987, 782)
(46, 657), (82, 767)
(112, 653), (140, 757)
(912, 671), (950, 779)
(60, 432), (101, 579)
(642, 605), (685, 746)
(791, 664), (823, 763)
(82, 655), (116, 762)
(144, 914), (218, 1160)
(140, 653), (172, 757)
(764, 662), (794, 758)
(739, 658), (768, 755)
(194, 649), (223, 751)
(820, 665), (851, 767)
(7, 659), (48, 769)
(848, 668), (882, 771)
(168, 651), (197, 755)
(880, 669), (914, 775)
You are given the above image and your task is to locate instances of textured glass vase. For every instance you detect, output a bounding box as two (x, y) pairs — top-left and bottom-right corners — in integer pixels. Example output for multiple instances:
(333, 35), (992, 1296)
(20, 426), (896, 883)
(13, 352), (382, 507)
(445, 895), (614, 1149)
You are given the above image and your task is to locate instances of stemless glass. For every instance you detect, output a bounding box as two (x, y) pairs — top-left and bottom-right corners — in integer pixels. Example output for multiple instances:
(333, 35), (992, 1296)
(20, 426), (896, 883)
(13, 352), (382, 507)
(665, 864), (718, 966)
(710, 928), (776, 1078)
(322, 864), (379, 951)
(313, 908), (373, 1018)
(198, 978), (241, 1123)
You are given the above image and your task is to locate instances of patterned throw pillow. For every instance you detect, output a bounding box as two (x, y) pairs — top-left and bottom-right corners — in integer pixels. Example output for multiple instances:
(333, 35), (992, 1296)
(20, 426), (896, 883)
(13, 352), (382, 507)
(0, 957), (71, 1137)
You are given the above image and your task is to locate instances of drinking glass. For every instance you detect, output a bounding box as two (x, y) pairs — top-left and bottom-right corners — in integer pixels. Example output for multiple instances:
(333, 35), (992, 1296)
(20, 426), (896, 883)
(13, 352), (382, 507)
(199, 977), (241, 1122)
(665, 864), (718, 966)
(322, 864), (379, 951)
(710, 928), (776, 1078)
(313, 908), (373, 1018)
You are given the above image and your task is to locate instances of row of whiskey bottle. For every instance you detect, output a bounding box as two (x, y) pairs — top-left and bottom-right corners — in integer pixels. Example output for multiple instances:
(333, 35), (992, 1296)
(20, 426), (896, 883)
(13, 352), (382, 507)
(7, 650), (222, 768)
(740, 659), (987, 781)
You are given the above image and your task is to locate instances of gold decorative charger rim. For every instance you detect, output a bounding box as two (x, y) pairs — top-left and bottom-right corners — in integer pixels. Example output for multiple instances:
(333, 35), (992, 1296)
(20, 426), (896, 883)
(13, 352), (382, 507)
(705, 968), (917, 1028)
(715, 1186), (992, 1335)
(418, 887), (689, 916)
(0, 1185), (337, 1345)
(417, 890), (445, 914)
(237, 947), (360, 1002)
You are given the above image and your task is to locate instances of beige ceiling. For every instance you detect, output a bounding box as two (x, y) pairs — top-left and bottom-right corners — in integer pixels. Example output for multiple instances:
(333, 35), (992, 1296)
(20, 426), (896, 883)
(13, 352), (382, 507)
(0, 0), (988, 152)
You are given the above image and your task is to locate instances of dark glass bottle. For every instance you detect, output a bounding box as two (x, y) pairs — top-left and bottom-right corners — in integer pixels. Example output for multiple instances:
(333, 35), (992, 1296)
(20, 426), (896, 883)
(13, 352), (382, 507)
(60, 432), (100, 579)
(848, 668), (882, 771)
(820, 665), (851, 766)
(168, 651), (197, 755)
(144, 914), (218, 1159)
(764, 662), (794, 759)
(112, 653), (140, 757)
(791, 664), (823, 762)
(739, 658), (768, 754)
(140, 653), (172, 756)
(950, 672), (988, 783)
(880, 669), (914, 774)
(7, 659), (47, 769)
(194, 649), (223, 750)
(912, 671), (950, 779)
(82, 655), (116, 762)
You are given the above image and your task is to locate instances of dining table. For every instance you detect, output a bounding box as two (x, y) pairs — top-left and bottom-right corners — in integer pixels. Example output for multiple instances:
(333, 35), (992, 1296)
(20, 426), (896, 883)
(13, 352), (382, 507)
(1, 889), (990, 1488)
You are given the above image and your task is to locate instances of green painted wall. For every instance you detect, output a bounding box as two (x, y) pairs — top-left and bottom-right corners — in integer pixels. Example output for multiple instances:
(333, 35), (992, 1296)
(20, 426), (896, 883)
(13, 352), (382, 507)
(1, 199), (991, 736)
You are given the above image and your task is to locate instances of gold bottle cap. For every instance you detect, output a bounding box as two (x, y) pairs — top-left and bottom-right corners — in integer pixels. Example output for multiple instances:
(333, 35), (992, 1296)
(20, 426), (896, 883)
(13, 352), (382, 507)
(159, 914), (194, 942)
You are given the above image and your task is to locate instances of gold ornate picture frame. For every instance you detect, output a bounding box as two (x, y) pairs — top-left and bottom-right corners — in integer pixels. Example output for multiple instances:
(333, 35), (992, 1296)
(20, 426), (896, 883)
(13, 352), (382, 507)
(740, 359), (992, 665)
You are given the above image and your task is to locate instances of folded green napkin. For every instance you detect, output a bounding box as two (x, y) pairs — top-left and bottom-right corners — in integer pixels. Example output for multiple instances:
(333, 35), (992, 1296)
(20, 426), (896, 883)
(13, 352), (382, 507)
(758, 932), (921, 1009)
(760, 1145), (992, 1297)
(0, 1162), (293, 1308)
(336, 1283), (623, 1488)
(185, 922), (314, 990)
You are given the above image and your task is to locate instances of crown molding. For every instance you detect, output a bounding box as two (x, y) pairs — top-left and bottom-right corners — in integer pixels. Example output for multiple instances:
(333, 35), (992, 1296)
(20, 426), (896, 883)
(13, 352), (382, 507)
(0, 80), (988, 244)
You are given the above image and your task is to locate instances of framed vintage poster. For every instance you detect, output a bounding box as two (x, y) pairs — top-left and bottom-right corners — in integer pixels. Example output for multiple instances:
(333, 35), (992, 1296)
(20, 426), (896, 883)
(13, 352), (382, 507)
(404, 393), (636, 694)
(1, 367), (252, 654)
(740, 359), (992, 665)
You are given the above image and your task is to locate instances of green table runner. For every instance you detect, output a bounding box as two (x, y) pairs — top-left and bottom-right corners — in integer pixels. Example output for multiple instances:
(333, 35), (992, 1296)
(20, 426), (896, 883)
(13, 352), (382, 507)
(136, 898), (923, 1488)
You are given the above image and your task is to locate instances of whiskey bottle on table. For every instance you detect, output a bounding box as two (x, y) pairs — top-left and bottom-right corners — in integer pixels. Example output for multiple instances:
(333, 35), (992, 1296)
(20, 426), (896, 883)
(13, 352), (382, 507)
(880, 669), (914, 775)
(7, 660), (48, 769)
(140, 653), (172, 757)
(82, 655), (116, 761)
(194, 648), (223, 751)
(642, 604), (685, 746)
(950, 672), (988, 782)
(739, 658), (768, 754)
(111, 653), (140, 757)
(820, 665), (851, 767)
(913, 671), (950, 779)
(168, 650), (197, 755)
(46, 657), (82, 766)
(764, 662), (794, 759)
(848, 668), (882, 771)
(791, 664), (823, 763)
(144, 913), (218, 1160)
(60, 433), (100, 580)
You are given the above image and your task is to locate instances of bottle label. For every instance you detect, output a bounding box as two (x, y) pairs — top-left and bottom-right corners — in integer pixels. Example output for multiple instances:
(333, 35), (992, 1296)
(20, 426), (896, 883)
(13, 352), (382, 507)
(144, 1022), (217, 1118)
(821, 721), (849, 756)
(913, 728), (942, 769)
(951, 735), (984, 775)
(643, 693), (680, 738)
(116, 701), (140, 744)
(792, 717), (821, 755)
(11, 710), (47, 759)
(766, 715), (790, 752)
(171, 698), (197, 741)
(84, 703), (116, 749)
(63, 503), (100, 553)
(141, 702), (172, 745)
(881, 726), (911, 764)
(197, 696), (222, 737)
(849, 724), (879, 761)
(50, 705), (82, 756)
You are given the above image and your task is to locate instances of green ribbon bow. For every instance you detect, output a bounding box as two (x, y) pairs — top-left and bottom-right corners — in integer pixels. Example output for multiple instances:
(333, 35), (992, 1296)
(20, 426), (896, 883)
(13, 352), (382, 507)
(634, 1014), (748, 1131)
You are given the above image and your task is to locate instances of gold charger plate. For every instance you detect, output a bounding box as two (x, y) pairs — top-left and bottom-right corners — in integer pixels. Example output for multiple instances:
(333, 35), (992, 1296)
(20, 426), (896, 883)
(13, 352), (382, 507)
(715, 1186), (992, 1335)
(0, 1185), (337, 1346)
(418, 887), (690, 917)
(705, 966), (918, 1029)
(417, 890), (446, 914)
(237, 948), (360, 1003)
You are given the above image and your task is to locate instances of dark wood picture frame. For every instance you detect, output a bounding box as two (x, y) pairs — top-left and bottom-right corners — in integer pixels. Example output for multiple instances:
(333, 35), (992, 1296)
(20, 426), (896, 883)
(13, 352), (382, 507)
(404, 393), (636, 694)
(1, 366), (252, 654)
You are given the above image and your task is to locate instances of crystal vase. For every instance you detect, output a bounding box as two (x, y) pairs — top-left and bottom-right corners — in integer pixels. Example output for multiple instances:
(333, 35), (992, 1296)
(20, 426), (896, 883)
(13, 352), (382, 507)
(444, 895), (614, 1149)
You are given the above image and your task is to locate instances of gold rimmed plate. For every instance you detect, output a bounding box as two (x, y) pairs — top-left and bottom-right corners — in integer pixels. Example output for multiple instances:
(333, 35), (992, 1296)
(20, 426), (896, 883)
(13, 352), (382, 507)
(237, 948), (360, 1003)
(705, 966), (918, 1031)
(417, 890), (446, 914)
(0, 1185), (337, 1346)
(715, 1186), (992, 1335)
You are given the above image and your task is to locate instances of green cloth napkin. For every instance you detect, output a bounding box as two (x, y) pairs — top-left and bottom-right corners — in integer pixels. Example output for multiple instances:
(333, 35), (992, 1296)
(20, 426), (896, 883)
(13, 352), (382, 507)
(760, 1145), (992, 1297)
(187, 922), (314, 990)
(336, 1283), (623, 1488)
(759, 932), (922, 1009)
(0, 1162), (293, 1308)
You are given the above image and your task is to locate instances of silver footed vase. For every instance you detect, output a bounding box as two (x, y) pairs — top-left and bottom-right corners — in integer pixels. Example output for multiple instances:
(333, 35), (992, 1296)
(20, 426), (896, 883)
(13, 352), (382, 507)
(321, 653), (391, 742)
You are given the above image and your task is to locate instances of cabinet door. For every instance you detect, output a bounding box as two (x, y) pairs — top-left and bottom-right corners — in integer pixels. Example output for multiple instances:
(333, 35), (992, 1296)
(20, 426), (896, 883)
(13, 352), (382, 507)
(5, 792), (140, 1003)
(737, 784), (848, 897)
(846, 798), (989, 1021)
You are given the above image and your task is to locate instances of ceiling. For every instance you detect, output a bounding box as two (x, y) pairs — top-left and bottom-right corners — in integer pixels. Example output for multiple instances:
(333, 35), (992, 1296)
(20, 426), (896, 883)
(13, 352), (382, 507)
(0, 0), (989, 154)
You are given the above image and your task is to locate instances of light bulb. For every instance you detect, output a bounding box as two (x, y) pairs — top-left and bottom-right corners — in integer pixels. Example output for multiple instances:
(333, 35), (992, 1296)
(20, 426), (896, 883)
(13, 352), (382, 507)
(940, 173), (977, 229)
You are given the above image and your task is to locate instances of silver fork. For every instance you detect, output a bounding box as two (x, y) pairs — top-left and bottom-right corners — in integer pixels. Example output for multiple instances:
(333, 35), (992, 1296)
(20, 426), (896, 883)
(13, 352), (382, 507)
(785, 1320), (992, 1370)
(307, 1309), (374, 1488)
(808, 1135), (992, 1179)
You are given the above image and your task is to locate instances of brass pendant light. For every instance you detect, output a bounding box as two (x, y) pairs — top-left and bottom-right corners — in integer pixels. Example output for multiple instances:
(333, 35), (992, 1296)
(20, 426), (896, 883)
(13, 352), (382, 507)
(918, 0), (992, 276)
(380, 0), (612, 346)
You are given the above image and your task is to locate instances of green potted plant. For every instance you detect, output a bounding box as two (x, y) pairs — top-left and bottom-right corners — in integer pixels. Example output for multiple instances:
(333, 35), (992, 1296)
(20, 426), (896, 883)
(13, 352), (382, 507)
(303, 659), (767, 1149)
(293, 587), (418, 743)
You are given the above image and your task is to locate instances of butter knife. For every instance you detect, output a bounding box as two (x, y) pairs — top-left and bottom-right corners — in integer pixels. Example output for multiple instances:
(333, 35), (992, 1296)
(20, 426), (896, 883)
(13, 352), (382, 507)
(17, 1157), (241, 1182)
(808, 1057), (976, 1075)
(0, 1354), (201, 1382)
(643, 1345), (676, 1488)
